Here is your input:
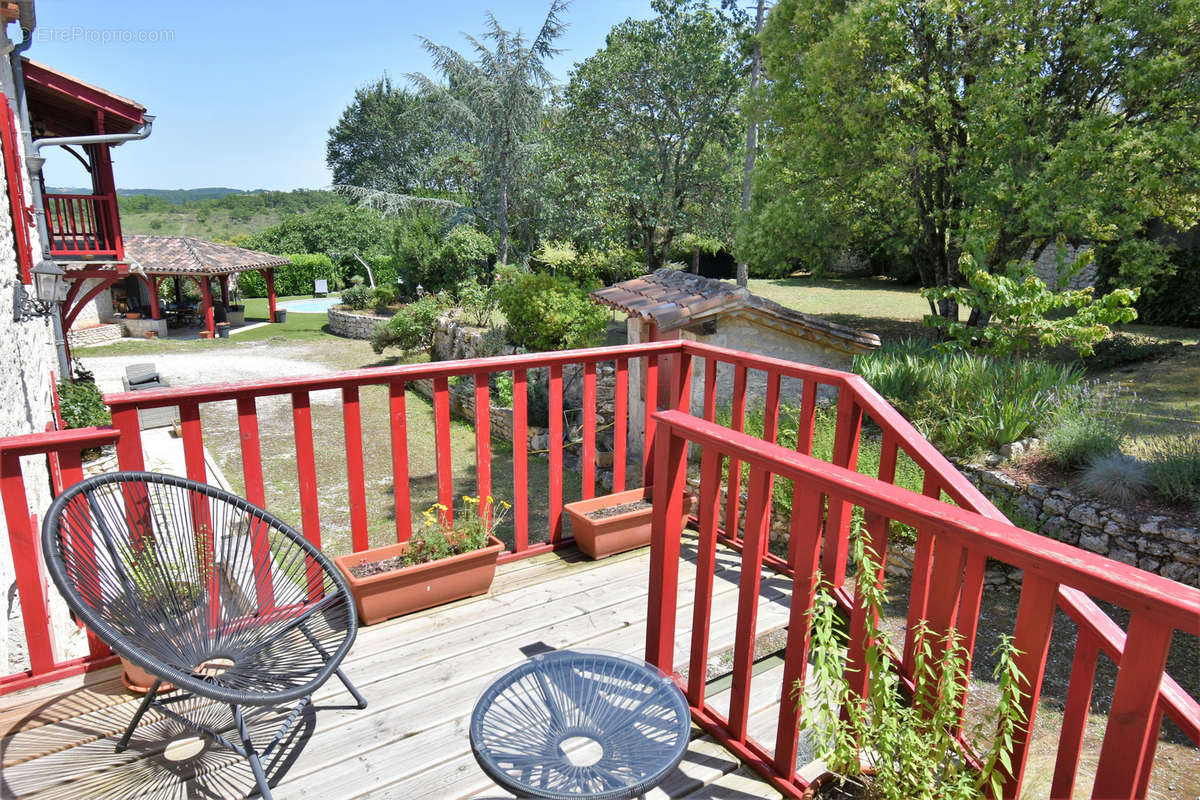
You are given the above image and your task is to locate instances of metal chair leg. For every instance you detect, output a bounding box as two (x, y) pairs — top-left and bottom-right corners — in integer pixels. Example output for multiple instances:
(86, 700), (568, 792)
(336, 668), (368, 709)
(115, 679), (161, 753)
(233, 704), (274, 800)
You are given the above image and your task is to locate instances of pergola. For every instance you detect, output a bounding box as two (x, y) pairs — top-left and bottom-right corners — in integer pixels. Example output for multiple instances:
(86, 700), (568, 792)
(63, 235), (290, 340)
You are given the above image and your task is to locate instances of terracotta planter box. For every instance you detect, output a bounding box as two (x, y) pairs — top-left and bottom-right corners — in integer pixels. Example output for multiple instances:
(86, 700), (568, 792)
(334, 536), (505, 625)
(564, 487), (697, 560)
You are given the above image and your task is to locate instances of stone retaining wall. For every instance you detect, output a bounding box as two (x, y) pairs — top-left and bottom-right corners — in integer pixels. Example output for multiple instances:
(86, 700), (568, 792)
(67, 323), (122, 348)
(692, 444), (1199, 589)
(327, 306), (386, 339)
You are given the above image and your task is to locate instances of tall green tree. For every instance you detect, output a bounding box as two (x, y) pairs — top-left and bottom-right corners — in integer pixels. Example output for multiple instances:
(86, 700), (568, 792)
(410, 1), (571, 264)
(744, 0), (1200, 320)
(326, 76), (464, 195)
(549, 0), (746, 268)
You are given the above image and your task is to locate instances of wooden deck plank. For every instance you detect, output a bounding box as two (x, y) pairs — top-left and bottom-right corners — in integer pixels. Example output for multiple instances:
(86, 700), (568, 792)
(2, 540), (787, 800)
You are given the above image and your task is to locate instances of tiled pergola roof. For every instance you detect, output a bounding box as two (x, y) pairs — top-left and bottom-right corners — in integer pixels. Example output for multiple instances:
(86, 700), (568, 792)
(591, 268), (881, 352)
(123, 235), (290, 276)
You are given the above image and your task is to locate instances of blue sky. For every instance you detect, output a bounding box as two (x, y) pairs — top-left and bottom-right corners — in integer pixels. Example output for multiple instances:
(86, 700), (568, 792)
(31, 0), (655, 191)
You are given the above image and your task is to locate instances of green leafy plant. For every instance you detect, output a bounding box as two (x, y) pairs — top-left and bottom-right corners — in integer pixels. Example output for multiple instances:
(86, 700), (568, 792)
(798, 527), (1026, 800)
(341, 276), (373, 310)
(852, 340), (1083, 457)
(492, 372), (514, 407)
(57, 368), (110, 429)
(456, 277), (499, 328)
(495, 271), (608, 352)
(370, 294), (450, 354)
(1144, 433), (1200, 507)
(371, 286), (396, 311)
(1041, 383), (1130, 469)
(922, 262), (1139, 358)
(401, 495), (510, 568)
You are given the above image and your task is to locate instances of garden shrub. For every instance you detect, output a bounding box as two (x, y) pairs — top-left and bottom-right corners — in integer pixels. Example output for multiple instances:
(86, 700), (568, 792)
(923, 259), (1138, 357)
(1079, 454), (1151, 506)
(492, 372), (514, 407)
(57, 370), (110, 429)
(1096, 241), (1200, 328)
(853, 340), (1084, 457)
(370, 294), (450, 354)
(371, 286), (396, 311)
(340, 277), (373, 310)
(1087, 333), (1183, 370)
(800, 527), (1025, 800)
(456, 277), (499, 328)
(1144, 433), (1200, 507)
(495, 271), (608, 352)
(1042, 392), (1126, 469)
(439, 225), (496, 286)
(237, 253), (339, 297)
(391, 208), (448, 293)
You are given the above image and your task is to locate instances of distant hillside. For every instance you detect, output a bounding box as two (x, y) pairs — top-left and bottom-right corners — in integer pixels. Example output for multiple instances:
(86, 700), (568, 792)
(47, 187), (271, 204)
(94, 188), (344, 242)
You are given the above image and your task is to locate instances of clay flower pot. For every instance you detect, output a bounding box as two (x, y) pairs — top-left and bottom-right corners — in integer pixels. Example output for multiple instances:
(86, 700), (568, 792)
(334, 535), (505, 625)
(564, 487), (697, 560)
(125, 312), (141, 320)
(121, 657), (174, 694)
(143, 331), (157, 339)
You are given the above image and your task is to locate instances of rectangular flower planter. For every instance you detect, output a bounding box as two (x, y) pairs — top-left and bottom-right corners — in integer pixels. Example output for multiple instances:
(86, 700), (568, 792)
(564, 487), (697, 560)
(334, 536), (505, 625)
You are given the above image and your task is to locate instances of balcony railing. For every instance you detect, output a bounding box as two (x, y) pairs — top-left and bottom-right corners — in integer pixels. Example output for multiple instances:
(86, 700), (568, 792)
(2, 340), (1197, 798)
(44, 192), (122, 259)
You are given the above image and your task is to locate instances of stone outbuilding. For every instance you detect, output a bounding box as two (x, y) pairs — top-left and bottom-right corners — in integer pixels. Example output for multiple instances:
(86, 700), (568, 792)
(591, 268), (881, 445)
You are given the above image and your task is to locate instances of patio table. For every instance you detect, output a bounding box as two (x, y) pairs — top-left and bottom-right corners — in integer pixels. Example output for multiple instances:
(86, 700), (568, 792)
(470, 650), (691, 799)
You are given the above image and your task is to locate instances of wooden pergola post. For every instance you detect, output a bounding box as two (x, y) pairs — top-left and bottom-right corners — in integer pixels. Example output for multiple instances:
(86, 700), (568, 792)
(138, 274), (161, 320)
(219, 275), (230, 307)
(199, 277), (214, 338)
(264, 268), (278, 322)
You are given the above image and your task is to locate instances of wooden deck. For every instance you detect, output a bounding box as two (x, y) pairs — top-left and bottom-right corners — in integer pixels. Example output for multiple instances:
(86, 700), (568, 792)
(1, 537), (806, 799)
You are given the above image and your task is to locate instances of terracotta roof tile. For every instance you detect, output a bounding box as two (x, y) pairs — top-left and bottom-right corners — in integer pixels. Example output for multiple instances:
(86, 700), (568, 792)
(121, 235), (291, 276)
(589, 267), (880, 351)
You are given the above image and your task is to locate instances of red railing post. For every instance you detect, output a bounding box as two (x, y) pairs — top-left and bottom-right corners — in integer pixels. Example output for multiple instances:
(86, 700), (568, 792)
(644, 418), (687, 674)
(1002, 574), (1059, 798)
(512, 368), (528, 552)
(0, 454), (59, 674)
(1092, 613), (1174, 796)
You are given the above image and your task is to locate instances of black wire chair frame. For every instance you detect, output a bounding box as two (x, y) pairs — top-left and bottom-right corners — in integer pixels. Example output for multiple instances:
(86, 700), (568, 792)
(41, 471), (367, 799)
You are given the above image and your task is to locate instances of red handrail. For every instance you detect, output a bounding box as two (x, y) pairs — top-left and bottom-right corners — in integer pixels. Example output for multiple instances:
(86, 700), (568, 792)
(0, 426), (122, 695)
(647, 408), (1200, 799)
(43, 192), (120, 258)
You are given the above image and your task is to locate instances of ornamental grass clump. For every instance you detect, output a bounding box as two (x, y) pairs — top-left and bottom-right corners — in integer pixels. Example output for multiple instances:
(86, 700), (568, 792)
(852, 340), (1082, 457)
(1041, 381), (1131, 469)
(1144, 433), (1200, 508)
(798, 526), (1026, 800)
(1078, 453), (1151, 506)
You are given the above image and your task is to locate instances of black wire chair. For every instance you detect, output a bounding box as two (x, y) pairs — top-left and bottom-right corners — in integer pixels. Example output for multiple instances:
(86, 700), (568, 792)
(470, 650), (691, 799)
(41, 471), (366, 799)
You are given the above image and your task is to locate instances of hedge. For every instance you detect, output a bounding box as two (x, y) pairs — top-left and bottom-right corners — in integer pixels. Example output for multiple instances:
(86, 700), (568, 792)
(237, 253), (339, 297)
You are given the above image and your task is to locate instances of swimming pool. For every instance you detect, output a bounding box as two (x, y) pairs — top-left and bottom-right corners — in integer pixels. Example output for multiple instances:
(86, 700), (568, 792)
(278, 296), (343, 314)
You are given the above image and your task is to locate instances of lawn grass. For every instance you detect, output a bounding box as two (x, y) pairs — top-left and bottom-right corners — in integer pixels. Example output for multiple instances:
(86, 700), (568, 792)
(747, 273), (1200, 441)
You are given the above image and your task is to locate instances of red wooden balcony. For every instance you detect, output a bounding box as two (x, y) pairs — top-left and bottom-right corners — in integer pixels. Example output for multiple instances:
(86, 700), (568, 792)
(1, 341), (1197, 798)
(43, 192), (123, 259)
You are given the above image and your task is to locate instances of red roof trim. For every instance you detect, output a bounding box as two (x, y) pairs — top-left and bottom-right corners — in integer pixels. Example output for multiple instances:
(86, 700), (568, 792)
(21, 59), (145, 127)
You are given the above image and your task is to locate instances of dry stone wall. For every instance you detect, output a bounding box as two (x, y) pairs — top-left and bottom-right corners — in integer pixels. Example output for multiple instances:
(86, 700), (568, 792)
(690, 442), (1198, 590)
(327, 306), (387, 339)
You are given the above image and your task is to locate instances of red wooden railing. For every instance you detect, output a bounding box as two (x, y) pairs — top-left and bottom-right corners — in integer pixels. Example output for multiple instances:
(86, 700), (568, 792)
(44, 192), (122, 259)
(0, 426), (122, 694)
(644, 340), (1200, 799)
(1, 340), (1196, 799)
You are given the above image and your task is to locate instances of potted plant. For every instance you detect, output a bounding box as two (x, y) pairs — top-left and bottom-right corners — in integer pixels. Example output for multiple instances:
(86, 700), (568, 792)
(796, 527), (1024, 799)
(564, 486), (697, 560)
(334, 496), (508, 625)
(120, 540), (208, 693)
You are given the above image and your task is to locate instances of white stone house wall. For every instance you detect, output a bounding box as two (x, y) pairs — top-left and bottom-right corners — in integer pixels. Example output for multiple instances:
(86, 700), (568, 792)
(0, 43), (80, 675)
